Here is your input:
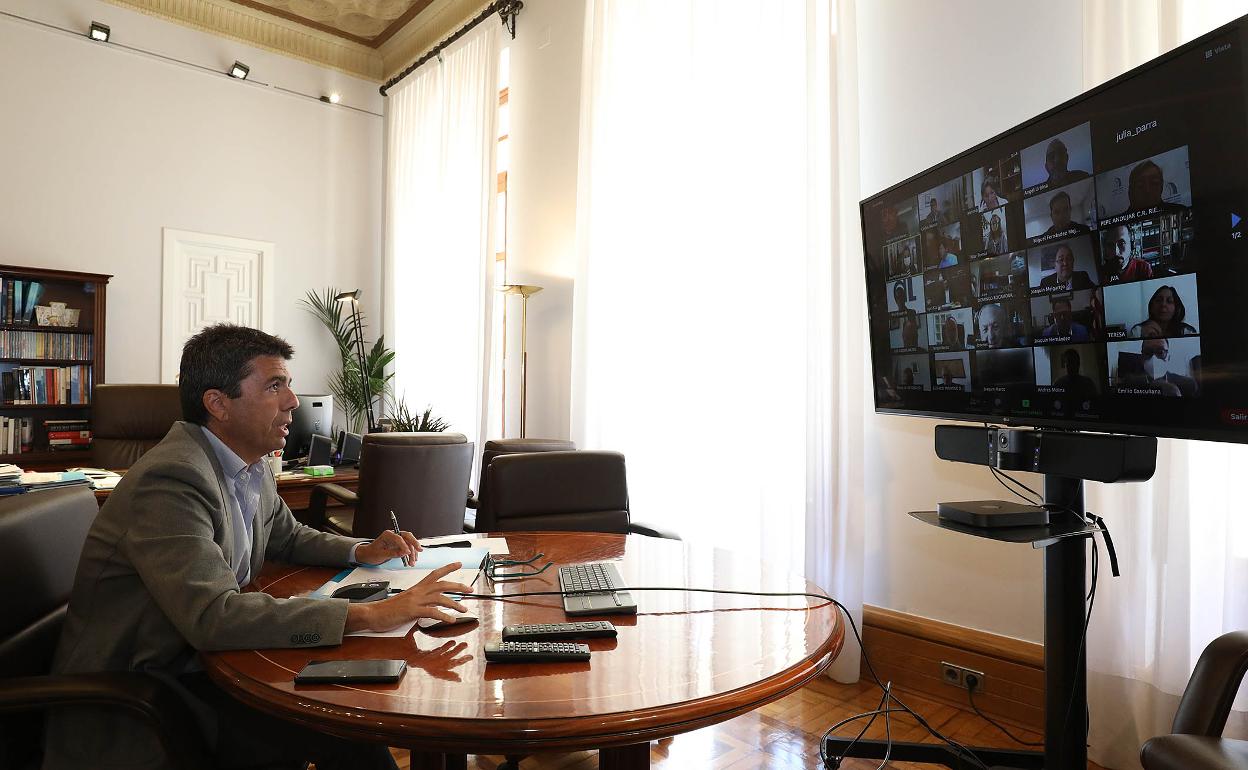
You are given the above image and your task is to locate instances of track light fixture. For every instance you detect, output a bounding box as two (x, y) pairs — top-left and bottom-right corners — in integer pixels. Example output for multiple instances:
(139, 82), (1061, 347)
(88, 21), (110, 42)
(228, 61), (250, 80)
(319, 92), (341, 104)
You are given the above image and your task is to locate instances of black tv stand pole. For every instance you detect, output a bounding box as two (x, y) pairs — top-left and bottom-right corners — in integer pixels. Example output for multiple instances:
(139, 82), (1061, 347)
(824, 425), (1155, 769)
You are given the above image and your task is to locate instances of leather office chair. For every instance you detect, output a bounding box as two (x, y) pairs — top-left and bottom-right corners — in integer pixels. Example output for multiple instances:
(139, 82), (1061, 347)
(307, 432), (474, 539)
(468, 438), (575, 532)
(485, 450), (680, 538)
(1140, 631), (1248, 770)
(92, 384), (183, 469)
(0, 486), (213, 770)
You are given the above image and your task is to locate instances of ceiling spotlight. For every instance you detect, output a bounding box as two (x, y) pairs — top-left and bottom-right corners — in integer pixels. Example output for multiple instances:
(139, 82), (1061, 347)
(319, 93), (341, 104)
(88, 22), (111, 42)
(228, 61), (250, 80)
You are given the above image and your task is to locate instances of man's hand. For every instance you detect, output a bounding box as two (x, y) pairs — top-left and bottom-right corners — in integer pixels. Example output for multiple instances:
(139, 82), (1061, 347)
(355, 530), (422, 566)
(345, 562), (473, 633)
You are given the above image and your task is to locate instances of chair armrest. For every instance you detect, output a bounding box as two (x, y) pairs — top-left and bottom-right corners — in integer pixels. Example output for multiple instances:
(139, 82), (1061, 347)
(0, 672), (212, 770)
(467, 490), (479, 510)
(1172, 630), (1248, 736)
(306, 483), (358, 531)
(628, 520), (682, 540)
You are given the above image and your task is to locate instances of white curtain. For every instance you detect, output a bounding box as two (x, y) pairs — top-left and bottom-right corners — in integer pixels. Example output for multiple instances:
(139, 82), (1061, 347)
(571, 0), (866, 680)
(384, 23), (499, 455)
(1083, 3), (1248, 767)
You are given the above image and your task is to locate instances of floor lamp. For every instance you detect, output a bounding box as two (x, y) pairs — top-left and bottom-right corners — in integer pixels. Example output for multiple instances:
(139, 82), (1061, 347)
(500, 284), (542, 437)
(334, 289), (376, 434)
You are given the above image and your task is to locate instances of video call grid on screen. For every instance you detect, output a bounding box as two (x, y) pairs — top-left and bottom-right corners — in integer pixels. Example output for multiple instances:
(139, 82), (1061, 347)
(860, 21), (1248, 440)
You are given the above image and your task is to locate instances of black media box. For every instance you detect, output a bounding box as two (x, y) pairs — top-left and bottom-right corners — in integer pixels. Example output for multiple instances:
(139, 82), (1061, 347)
(936, 500), (1049, 528)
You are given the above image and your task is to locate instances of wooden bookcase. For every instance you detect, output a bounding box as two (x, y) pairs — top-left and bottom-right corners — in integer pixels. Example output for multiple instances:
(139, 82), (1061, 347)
(0, 265), (110, 470)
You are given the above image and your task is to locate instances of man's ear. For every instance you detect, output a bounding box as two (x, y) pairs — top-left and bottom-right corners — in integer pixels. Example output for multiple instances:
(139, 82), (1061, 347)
(202, 389), (229, 423)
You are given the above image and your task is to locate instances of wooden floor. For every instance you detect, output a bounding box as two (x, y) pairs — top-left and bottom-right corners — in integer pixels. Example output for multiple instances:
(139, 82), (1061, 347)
(386, 677), (1109, 769)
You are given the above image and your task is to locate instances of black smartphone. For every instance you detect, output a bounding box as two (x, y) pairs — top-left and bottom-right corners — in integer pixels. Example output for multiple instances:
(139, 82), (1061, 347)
(294, 659), (407, 684)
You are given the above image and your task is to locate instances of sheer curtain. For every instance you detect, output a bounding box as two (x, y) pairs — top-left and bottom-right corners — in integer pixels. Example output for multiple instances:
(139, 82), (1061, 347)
(1082, 2), (1248, 767)
(383, 23), (499, 454)
(571, 0), (866, 680)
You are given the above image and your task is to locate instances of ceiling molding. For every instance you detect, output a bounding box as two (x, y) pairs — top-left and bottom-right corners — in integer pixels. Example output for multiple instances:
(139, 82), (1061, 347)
(103, 0), (385, 81)
(377, 0), (491, 82)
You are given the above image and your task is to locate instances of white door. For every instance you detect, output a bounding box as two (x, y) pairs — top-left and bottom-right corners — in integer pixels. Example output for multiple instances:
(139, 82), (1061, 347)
(161, 228), (275, 383)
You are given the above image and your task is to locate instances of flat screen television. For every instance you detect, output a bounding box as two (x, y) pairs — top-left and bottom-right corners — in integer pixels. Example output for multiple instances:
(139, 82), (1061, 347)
(861, 15), (1248, 444)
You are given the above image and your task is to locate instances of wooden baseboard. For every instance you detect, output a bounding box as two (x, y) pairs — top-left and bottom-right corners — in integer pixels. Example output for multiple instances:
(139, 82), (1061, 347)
(861, 605), (1044, 732)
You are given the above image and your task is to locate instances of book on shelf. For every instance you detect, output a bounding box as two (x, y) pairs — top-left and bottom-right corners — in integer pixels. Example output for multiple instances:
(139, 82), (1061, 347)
(0, 417), (33, 455)
(1, 365), (92, 404)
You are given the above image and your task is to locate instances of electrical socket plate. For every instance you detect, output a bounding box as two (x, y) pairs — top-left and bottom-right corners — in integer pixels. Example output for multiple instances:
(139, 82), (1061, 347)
(940, 661), (986, 691)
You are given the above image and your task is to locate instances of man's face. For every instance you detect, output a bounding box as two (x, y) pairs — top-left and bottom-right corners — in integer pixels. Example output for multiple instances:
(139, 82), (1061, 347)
(1142, 338), (1169, 363)
(980, 306), (1007, 347)
(1045, 143), (1068, 176)
(1054, 246), (1074, 280)
(1052, 301), (1073, 332)
(928, 200), (938, 217)
(1111, 226), (1132, 270)
(209, 355), (299, 464)
(902, 318), (918, 346)
(1130, 164), (1165, 208)
(1050, 196), (1072, 228)
(894, 284), (906, 308)
(1063, 351), (1080, 376)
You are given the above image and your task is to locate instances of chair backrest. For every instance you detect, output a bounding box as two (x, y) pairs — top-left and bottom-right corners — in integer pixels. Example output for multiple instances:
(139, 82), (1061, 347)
(92, 384), (182, 470)
(486, 450), (630, 534)
(0, 486), (98, 767)
(475, 438), (575, 531)
(353, 432), (474, 539)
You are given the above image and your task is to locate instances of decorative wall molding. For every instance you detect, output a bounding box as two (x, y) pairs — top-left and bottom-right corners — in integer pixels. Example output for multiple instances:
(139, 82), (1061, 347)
(104, 0), (385, 80)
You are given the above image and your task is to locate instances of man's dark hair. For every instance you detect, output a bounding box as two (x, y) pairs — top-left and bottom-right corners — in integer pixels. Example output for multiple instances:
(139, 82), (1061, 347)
(1049, 191), (1072, 210)
(179, 324), (294, 425)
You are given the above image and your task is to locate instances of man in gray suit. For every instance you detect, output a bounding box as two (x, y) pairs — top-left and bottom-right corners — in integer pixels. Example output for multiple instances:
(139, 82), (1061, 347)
(45, 324), (472, 770)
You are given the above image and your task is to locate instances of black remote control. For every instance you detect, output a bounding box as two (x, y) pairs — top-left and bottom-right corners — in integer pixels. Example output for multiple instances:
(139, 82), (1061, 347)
(502, 621), (617, 641)
(484, 641), (591, 662)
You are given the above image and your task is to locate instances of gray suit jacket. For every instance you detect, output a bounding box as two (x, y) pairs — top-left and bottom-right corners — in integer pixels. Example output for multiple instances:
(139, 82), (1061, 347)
(45, 421), (365, 769)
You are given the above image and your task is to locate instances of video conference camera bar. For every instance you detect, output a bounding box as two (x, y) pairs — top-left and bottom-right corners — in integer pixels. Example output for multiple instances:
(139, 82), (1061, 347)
(935, 424), (1157, 483)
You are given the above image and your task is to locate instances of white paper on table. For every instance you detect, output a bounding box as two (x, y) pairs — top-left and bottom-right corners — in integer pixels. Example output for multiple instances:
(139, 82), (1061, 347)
(337, 566), (481, 592)
(419, 535), (510, 555)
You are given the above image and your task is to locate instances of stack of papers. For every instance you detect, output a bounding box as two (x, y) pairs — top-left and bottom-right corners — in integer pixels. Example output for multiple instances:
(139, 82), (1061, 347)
(0, 464), (24, 495)
(67, 467), (122, 490)
(20, 470), (89, 490)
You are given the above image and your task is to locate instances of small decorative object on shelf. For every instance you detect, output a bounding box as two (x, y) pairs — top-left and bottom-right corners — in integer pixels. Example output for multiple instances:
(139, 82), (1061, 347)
(0, 265), (110, 470)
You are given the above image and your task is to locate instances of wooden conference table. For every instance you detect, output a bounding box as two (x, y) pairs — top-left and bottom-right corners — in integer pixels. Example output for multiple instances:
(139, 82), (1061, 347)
(201, 532), (843, 770)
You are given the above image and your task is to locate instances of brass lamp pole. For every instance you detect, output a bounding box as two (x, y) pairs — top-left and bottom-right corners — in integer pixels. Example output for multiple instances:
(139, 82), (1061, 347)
(499, 284), (542, 437)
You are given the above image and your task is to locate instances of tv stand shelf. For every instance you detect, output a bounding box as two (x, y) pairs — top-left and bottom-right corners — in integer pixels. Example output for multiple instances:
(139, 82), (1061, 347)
(908, 510), (1100, 546)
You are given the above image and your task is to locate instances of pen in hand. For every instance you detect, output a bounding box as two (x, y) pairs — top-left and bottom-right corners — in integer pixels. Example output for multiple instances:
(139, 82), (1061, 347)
(389, 510), (415, 566)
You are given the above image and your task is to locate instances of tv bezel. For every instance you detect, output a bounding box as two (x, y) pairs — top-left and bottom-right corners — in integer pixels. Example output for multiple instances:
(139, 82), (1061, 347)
(859, 15), (1248, 445)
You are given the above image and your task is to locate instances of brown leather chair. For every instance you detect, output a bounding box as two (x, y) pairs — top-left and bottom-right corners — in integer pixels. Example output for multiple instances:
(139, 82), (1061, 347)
(468, 438), (575, 531)
(307, 432), (474, 539)
(92, 384), (183, 469)
(0, 486), (212, 770)
(1140, 631), (1248, 770)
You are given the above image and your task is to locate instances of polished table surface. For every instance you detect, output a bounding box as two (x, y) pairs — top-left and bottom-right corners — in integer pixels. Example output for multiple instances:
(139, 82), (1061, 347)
(201, 532), (843, 768)
(93, 468), (360, 520)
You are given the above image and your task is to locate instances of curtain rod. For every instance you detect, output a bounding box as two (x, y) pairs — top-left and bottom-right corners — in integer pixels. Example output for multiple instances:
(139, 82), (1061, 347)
(380, 0), (521, 96)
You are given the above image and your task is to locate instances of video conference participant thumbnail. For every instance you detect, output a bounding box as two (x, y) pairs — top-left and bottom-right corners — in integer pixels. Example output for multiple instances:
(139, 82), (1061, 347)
(919, 176), (971, 229)
(923, 266), (975, 311)
(964, 206), (1012, 258)
(869, 198), (920, 248)
(885, 236), (921, 278)
(1107, 336), (1201, 397)
(973, 300), (1031, 349)
(1096, 215), (1197, 285)
(1034, 343), (1105, 404)
(1020, 122), (1094, 194)
(975, 348), (1036, 394)
(1023, 179), (1097, 241)
(1028, 236), (1098, 293)
(1101, 273), (1200, 340)
(888, 275), (924, 315)
(891, 353), (933, 391)
(973, 252), (1028, 302)
(1030, 289), (1102, 343)
(932, 351), (972, 391)
(889, 312), (928, 352)
(922, 223), (964, 269)
(1095, 146), (1192, 223)
(927, 307), (974, 351)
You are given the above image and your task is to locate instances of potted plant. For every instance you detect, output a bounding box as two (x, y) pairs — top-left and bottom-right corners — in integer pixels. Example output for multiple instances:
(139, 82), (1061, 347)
(300, 288), (394, 434)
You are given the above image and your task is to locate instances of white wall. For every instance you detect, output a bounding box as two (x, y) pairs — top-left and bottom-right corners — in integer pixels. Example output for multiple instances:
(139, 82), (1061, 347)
(0, 0), (383, 396)
(503, 0), (586, 440)
(857, 0), (1085, 641)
